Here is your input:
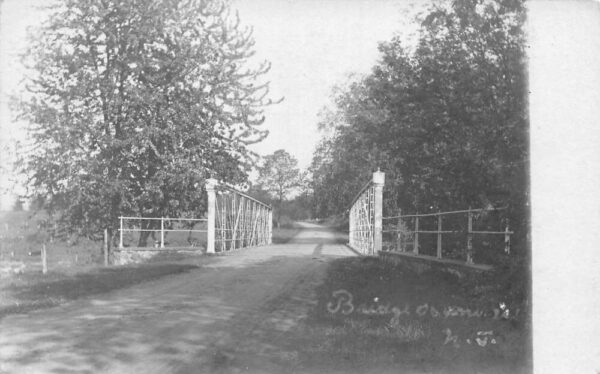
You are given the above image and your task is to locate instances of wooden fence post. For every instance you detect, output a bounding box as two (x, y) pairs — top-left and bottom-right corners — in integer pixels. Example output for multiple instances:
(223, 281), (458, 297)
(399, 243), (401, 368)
(119, 216), (123, 249)
(413, 216), (419, 254)
(466, 208), (474, 264)
(104, 228), (109, 266)
(437, 212), (442, 259)
(206, 178), (217, 254)
(372, 170), (385, 255)
(41, 244), (47, 274)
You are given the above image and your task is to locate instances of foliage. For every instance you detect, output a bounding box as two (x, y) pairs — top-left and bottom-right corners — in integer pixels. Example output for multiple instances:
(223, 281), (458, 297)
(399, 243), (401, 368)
(279, 196), (312, 222)
(12, 197), (25, 212)
(247, 186), (312, 226)
(310, 0), (528, 252)
(249, 151), (312, 225)
(255, 149), (301, 223)
(16, 0), (277, 245)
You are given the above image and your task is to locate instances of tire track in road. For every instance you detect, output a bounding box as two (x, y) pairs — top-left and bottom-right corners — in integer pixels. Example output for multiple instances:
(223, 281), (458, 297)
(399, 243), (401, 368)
(195, 260), (327, 373)
(0, 222), (354, 374)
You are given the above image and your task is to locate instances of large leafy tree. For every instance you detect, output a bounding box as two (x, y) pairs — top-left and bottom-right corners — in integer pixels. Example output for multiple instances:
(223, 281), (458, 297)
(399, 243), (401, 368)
(311, 0), (528, 246)
(18, 0), (276, 245)
(255, 149), (300, 225)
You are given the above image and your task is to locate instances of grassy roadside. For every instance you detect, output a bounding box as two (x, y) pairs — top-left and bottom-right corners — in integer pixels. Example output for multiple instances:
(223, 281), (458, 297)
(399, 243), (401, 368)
(0, 262), (200, 320)
(291, 257), (532, 374)
(0, 225), (299, 321)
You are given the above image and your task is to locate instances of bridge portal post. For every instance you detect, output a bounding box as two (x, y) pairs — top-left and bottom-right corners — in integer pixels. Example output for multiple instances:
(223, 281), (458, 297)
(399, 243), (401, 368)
(372, 170), (385, 255)
(206, 178), (217, 254)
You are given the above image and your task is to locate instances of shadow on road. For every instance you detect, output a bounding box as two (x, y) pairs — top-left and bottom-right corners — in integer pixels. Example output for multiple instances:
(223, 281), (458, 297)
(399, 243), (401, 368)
(0, 222), (361, 373)
(0, 254), (337, 373)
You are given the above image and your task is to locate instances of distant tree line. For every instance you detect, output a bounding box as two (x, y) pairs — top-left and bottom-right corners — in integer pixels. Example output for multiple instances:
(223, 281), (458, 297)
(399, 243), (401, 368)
(310, 0), (528, 252)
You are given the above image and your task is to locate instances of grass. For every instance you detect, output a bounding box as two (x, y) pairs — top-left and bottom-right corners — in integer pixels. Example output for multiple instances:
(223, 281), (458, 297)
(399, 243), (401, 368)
(0, 222), (300, 320)
(0, 262), (200, 320)
(0, 211), (105, 272)
(290, 257), (532, 374)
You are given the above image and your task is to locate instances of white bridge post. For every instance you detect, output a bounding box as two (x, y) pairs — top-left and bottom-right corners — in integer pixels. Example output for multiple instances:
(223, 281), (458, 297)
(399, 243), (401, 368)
(206, 178), (217, 254)
(372, 170), (385, 255)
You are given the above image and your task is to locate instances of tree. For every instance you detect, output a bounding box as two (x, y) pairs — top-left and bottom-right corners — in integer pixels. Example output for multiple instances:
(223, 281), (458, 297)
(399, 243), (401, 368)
(311, 0), (528, 244)
(309, 0), (529, 311)
(256, 149), (300, 226)
(17, 0), (277, 246)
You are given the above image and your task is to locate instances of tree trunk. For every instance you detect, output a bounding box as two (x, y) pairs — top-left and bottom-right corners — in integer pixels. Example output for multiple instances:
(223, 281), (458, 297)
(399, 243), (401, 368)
(137, 220), (155, 247)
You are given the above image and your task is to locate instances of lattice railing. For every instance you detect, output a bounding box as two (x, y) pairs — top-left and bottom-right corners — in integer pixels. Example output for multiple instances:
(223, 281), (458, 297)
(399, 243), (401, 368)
(348, 170), (384, 255)
(118, 179), (272, 254)
(213, 185), (272, 252)
(347, 169), (512, 266)
(206, 179), (272, 253)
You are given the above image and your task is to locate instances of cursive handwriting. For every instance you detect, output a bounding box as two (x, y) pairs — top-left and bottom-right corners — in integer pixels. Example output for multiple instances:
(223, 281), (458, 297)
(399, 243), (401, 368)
(326, 290), (495, 320)
(326, 289), (355, 315)
(445, 329), (499, 348)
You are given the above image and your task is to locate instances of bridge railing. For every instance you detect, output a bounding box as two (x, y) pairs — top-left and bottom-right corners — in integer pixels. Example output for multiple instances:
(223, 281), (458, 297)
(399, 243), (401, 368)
(118, 178), (272, 253)
(348, 170), (385, 255)
(207, 179), (272, 253)
(118, 217), (207, 248)
(382, 208), (513, 264)
(347, 169), (513, 265)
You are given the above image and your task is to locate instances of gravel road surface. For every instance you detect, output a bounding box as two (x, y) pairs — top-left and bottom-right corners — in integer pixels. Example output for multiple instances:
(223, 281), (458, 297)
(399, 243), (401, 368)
(0, 222), (355, 374)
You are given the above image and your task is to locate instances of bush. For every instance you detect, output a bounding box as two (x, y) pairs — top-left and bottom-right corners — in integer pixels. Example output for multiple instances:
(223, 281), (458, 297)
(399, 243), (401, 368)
(275, 215), (296, 229)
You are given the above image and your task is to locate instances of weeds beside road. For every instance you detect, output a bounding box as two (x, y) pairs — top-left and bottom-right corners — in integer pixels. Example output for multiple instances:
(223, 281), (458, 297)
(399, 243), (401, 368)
(0, 222), (531, 373)
(291, 256), (532, 374)
(0, 263), (200, 320)
(0, 225), (301, 321)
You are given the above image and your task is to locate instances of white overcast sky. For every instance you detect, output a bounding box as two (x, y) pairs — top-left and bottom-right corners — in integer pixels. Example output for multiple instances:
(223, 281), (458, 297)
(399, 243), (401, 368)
(232, 0), (424, 168)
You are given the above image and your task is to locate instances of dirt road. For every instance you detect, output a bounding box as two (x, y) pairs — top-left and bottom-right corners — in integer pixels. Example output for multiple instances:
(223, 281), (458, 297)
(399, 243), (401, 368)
(0, 222), (355, 374)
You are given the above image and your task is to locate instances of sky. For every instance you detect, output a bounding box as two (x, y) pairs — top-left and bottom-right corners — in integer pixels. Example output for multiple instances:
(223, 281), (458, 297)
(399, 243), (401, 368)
(232, 0), (423, 168)
(0, 0), (49, 209)
(0, 0), (424, 209)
